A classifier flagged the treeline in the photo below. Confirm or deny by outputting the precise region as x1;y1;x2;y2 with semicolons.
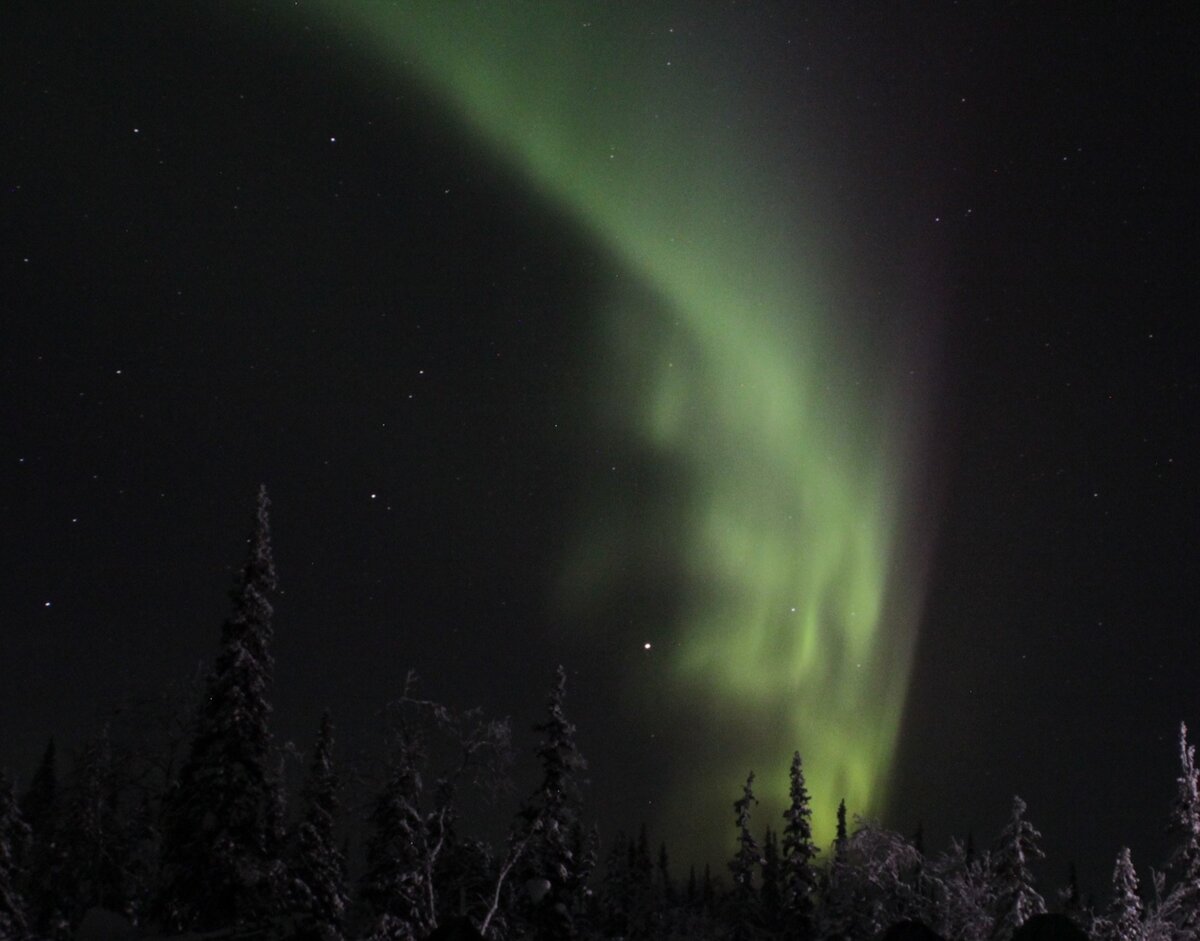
0;490;1197;941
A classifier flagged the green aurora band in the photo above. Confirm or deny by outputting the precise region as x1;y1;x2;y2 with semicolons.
313;5;930;854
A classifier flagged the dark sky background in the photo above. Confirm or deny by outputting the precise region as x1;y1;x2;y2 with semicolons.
2;2;1196;901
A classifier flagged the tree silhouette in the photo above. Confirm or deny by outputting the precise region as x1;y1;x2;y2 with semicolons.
156;486;285;931
781;751;820;940
289;712;348;941
520;664;591;935
729;772;763;941
362;729;430;941
0;772;30;941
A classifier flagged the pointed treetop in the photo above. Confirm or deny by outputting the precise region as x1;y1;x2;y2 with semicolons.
247;484;277;593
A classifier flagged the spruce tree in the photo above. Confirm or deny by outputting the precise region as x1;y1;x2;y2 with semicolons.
991;796;1045;941
19;740;65;937
821;799;854;941
655;840;675;937
0;773;30;941
1168;722;1200;937
361;731;430;941
702;863;715;911
626;823;655;938
156;485;286;931
290;712;348;941
781;751;819;941
521;665;590;927
57;731;131;927
729;771;763;941
1096;848;1141;941
598;831;630;938
18;742;56;847
760;827;782;933
657;840;674;906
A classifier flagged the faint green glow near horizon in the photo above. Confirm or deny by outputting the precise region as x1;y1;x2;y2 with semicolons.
313;4;927;853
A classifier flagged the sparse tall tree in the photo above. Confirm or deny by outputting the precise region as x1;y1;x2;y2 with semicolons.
991;796;1045;941
289;712;348;941
156;486;286;931
781;751;819;941
729;772;763;941
0;773;31;941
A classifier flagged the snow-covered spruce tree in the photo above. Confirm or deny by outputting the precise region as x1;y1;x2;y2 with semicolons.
18;740;65;938
728;772;763;941
361;731;430;941
17;741;56;851
1167;722;1200;939
519;665;591;933
0;772;31;941
289;712;348;941
991;796;1045;941
781;751;819;941
57;730;133;927
121;794;158;928
156;485;286;932
1095;848;1142;941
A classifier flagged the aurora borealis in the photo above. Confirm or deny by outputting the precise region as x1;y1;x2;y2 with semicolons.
314;4;930;854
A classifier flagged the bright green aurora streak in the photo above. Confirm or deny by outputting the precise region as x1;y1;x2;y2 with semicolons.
315;5;929;855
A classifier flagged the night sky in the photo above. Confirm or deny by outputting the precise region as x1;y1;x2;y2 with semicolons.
3;2;1196;900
